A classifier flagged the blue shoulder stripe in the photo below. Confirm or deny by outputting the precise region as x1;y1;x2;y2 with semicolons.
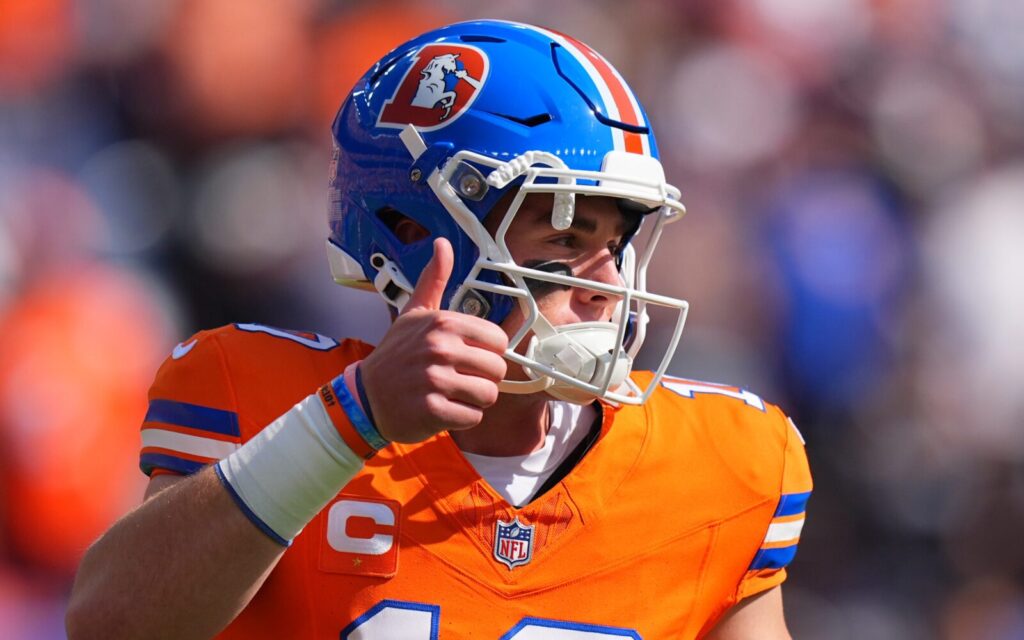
749;544;799;571
140;452;207;477
774;491;811;517
145;399;240;438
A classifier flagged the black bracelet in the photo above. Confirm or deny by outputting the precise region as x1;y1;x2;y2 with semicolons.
354;364;379;430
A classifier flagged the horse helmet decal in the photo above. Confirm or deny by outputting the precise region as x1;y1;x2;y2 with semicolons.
378;44;489;131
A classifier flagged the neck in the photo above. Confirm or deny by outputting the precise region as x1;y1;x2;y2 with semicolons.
450;392;550;456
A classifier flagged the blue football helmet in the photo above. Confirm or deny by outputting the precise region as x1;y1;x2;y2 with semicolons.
328;20;689;405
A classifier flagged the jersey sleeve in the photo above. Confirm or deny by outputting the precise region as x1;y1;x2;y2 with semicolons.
736;415;813;600
139;330;242;477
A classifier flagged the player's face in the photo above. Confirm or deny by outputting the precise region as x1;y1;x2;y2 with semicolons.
489;193;634;331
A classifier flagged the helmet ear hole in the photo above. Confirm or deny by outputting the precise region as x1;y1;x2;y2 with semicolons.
376;207;430;245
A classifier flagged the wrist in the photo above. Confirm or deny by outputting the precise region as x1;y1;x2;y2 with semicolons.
320;363;389;457
215;388;368;545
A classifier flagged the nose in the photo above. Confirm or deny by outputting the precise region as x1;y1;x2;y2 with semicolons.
572;250;624;320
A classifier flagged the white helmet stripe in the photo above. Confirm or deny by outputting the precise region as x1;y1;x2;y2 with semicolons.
526;24;650;156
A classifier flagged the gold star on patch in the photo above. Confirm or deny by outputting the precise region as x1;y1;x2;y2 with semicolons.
352;557;362;567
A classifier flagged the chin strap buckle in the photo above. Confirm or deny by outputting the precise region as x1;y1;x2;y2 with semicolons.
370;252;414;312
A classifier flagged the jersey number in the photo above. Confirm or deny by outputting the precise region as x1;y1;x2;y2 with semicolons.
341;600;640;639
234;323;339;351
661;376;765;411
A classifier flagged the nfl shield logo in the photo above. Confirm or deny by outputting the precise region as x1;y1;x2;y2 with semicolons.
493;517;534;570
377;43;489;132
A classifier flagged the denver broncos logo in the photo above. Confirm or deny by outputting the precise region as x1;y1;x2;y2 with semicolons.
377;44;488;131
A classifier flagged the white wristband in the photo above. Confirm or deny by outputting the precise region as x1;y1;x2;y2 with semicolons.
215;392;365;545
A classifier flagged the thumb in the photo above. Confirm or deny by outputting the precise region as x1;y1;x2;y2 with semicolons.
403;237;454;313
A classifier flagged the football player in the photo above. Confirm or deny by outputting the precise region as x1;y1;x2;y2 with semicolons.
67;20;811;639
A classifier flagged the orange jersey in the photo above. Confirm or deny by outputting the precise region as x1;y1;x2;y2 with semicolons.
140;323;812;639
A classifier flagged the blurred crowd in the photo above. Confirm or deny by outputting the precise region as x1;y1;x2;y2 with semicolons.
2;0;1023;637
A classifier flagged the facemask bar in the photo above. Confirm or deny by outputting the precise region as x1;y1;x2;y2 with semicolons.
398;125;689;405
463;263;689;403
463;201;688;404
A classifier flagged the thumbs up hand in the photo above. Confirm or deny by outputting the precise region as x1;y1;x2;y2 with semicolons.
402;237;456;313
358;238;509;443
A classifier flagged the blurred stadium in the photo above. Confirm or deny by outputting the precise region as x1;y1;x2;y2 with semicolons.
2;0;1023;637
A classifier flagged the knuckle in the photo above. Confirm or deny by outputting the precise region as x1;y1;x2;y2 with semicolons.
423;364;450;390
423;392;448;417
423;334;452;360
433;311;460;332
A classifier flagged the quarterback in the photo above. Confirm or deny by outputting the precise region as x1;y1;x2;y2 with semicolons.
67;20;811;639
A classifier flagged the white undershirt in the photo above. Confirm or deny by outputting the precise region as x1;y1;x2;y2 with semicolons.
460;401;599;507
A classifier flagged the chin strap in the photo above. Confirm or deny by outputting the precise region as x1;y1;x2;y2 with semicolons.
499;317;634;404
497;376;554;394
498;310;557;395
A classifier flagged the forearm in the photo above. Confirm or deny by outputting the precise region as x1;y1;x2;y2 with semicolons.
66;467;286;640
68;385;375;639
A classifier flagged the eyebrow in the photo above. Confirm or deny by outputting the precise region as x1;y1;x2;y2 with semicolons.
569;211;632;237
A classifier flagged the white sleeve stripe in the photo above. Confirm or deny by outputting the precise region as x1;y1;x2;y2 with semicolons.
764;518;805;544
787;417;806;445
141;428;240;460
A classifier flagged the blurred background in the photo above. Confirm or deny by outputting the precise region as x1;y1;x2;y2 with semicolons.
1;0;1022;637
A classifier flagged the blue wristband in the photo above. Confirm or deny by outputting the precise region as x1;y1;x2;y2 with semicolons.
331;375;389;451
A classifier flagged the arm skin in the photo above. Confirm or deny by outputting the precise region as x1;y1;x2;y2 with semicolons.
66;240;506;640
705;585;792;640
65;468;286;640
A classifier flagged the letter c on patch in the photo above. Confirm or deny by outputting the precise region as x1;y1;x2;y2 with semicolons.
326;500;395;555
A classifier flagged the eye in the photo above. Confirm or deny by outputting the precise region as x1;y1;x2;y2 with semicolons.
610;239;627;268
549;234;577;248
608;238;628;256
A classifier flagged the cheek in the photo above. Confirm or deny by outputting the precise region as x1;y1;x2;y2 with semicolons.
519;281;574;324
499;305;524;340
535;289;573;319
497;290;573;347
496;307;532;369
